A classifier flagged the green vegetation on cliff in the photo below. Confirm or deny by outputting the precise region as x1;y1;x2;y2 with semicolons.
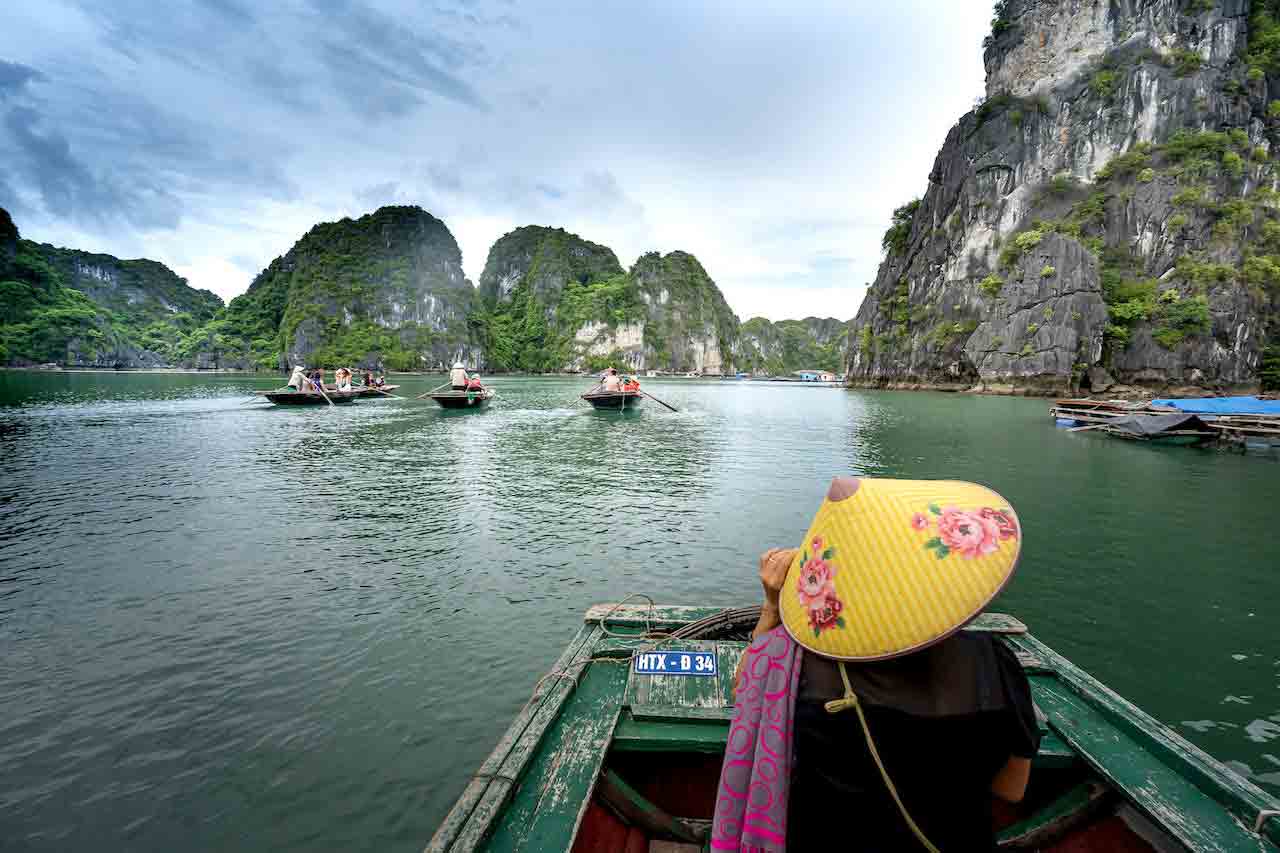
189;206;475;369
470;227;634;372
0;208;222;366
736;317;849;374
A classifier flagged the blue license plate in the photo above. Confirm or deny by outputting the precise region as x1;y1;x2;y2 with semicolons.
632;650;718;676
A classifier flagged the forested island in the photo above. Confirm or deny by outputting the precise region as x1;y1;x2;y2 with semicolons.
0;206;847;375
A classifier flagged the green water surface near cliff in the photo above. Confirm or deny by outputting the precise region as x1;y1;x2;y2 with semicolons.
0;373;1277;852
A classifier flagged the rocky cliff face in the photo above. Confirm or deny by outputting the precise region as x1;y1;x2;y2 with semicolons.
0;207;224;368
206;206;478;370
847;0;1280;395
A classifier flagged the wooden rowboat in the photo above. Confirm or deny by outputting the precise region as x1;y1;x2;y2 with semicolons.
429;604;1280;852
430;388;495;409
581;390;643;410
256;389;360;405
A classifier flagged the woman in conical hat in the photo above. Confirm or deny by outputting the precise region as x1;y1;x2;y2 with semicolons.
712;477;1038;853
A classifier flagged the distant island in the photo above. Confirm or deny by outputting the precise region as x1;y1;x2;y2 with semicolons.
0;206;848;376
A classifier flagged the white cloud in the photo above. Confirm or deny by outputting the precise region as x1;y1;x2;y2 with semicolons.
0;0;994;320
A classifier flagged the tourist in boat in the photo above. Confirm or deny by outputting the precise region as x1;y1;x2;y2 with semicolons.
465;373;484;391
363;370;375;388
714;477;1037;852
334;368;352;392
374;374;386;388
621;374;640;392
308;368;324;392
450;361;468;390
288;364;306;392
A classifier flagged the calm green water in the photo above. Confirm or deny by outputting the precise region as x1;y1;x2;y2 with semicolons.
1;372;1277;851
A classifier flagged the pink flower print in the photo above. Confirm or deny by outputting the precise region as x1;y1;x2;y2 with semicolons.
935;507;1000;559
807;594;844;633
911;512;931;532
795;557;835;606
980;507;1019;541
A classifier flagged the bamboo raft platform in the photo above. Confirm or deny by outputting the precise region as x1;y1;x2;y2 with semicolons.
1051;398;1280;449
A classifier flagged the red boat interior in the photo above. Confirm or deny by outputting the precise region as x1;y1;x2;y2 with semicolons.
571;750;1174;852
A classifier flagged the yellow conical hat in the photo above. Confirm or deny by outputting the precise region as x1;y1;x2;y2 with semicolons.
779;477;1021;661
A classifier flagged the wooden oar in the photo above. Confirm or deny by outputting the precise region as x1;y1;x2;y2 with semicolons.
640;389;679;413
360;384;403;399
416;381;451;400
311;380;335;407
1068;423;1105;432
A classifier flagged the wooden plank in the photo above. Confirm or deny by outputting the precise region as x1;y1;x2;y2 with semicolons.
587;604;1025;634
970;612;1027;633
1034;730;1081;769
428;624;601;852
479;663;629;852
611;714;730;754
1016;644;1280;851
1030;678;1273;851
583;603;731;629
630;705;735;722
996;782;1110;848
622;641;744;721
1012;633;1280;847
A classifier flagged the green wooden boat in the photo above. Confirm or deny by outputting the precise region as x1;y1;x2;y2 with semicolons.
429;605;1280;852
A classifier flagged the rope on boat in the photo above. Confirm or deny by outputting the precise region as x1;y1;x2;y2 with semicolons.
524;594;681;706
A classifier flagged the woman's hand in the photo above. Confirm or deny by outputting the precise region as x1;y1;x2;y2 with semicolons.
758;547;796;611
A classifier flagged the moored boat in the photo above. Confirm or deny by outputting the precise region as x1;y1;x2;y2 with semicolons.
429;604;1280;852
256;389;361;405
429;388;496;409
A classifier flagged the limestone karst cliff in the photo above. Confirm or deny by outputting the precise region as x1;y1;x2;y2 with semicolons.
195;206;478;370
471;227;742;373
847;0;1280;394
0;207;222;367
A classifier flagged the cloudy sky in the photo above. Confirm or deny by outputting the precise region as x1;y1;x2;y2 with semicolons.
0;0;992;321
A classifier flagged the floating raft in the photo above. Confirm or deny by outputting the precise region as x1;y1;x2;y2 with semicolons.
1051;397;1280;449
429;388;495;409
429;604;1280;853
256;389;360;405
581;390;643;410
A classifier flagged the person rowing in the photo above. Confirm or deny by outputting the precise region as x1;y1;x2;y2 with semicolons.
450;361;468;390
601;367;621;392
288;364;307;392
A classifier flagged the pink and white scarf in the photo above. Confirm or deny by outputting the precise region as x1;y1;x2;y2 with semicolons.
711;626;803;852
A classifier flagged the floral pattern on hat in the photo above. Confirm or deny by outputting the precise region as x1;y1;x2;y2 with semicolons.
795;536;845;636
912;503;1019;559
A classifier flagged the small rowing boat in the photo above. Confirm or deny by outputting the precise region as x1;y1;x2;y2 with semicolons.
429;604;1280;852
581;389;643;410
429;388;495;409
256;389;361;405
